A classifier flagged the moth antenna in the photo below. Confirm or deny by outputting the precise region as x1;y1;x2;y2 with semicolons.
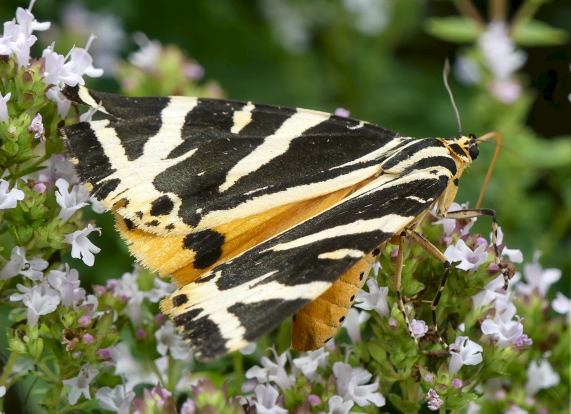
443;59;462;136
476;131;503;208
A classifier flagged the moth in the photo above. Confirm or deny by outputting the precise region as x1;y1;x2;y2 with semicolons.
61;85;502;360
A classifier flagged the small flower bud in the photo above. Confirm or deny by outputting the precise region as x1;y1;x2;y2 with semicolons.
78;315;92;327
82;333;94;344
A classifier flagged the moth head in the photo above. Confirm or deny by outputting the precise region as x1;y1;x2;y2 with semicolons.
443;135;479;164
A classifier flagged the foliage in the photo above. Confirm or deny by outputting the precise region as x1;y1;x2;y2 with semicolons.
0;1;569;413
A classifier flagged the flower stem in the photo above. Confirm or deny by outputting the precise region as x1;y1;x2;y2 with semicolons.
0;351;18;386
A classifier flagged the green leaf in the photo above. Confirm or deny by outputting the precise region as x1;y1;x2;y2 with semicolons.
425;17;481;43
512;20;568;46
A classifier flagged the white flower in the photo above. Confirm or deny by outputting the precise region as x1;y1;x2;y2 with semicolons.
62;364;98;404
146;278;176;303
15;5;51;34
0;246;48;280
95;385;135;414
426;388;443;411
89;196;106;214
332;362;385;407
479;22;526;80
0;4;49;67
516;252;561;297
0;20;36;67
47;265;85;307
245;349;294;390
448;336;483;374
0;179;24;209
491;79;523;104
129;32;162;71
410;319;428;339
28;113;45;140
111;343;158;391
240;342;257;355
444;239;488;271
155;320;192;361
42;45;103;87
0;91;11;122
355;279;389;317
342;308;370;343
493;226;523;263
10;282;61;326
45;88;71;117
326;395;354;414
472;274;510;308
252;384;287;414
55;178;90;222
334;107;350;118
342;0;390;36
38;154;78;187
114;270;146;324
65;224;101;266
61;3;126;75
292;348;329;382
552;292;571;323
505;405;528;414
481;300;523;347
524;359;560;395
0;385;6;398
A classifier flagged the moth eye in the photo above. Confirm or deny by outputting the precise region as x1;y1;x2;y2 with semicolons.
469;145;479;160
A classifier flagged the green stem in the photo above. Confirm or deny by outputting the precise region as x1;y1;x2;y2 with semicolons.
511;0;546;29
232;351;244;391
452;0;485;26
37;361;60;384
151;358;166;387
0;352;18;386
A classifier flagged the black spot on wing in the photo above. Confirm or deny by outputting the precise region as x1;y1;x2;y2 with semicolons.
150;195;174;216
62;122;116;188
123;218;135;231
183;230;225;269
173;308;227;359
172;294;188;307
228;298;309;342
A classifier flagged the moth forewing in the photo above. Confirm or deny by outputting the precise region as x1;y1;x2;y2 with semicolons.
62;84;494;359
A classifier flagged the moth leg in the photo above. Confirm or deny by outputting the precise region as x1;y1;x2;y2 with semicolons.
407;230;450;346
393;234;417;344
441;208;511;289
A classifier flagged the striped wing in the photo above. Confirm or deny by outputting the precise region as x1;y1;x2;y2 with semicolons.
62;86;402;237
161;156;456;359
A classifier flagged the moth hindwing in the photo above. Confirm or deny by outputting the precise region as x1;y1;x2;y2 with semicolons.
61;85;480;359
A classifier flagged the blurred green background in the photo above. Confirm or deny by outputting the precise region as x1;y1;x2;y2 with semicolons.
1;0;569;288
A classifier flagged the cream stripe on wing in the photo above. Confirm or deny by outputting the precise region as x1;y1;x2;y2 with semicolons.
267;213;412;252
218;110;329;192
142;96;199;161
230;101;255;134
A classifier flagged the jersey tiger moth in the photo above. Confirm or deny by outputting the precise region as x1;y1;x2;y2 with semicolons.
60;85;505;360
